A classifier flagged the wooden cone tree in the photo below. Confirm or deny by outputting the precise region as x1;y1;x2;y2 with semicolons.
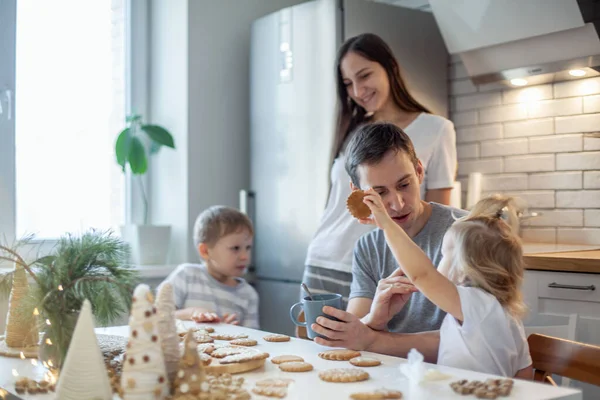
173;329;205;398
4;263;38;348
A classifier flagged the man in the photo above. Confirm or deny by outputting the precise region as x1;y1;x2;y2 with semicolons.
311;122;467;362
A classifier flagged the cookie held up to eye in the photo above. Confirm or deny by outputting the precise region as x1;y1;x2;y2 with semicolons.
347;190;371;220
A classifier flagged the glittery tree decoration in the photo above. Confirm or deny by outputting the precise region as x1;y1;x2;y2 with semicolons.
121;284;169;400
156;283;180;384
4;262;39;350
173;330;205;398
55;300;112;400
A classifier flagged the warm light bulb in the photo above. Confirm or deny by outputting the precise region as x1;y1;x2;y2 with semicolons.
47;360;54;367
569;69;586;77
45;338;52;345
45;319;51;326
19;352;25;360
33;308;39;316
510;78;528;86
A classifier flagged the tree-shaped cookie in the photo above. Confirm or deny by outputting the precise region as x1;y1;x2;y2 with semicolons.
55;299;112;400
0;262;39;357
121;284;169;399
173;330;205;398
156;283;179;383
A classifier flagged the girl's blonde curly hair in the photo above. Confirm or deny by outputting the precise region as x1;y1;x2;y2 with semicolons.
448;195;526;318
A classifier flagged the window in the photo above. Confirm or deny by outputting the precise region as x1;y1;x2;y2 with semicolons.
4;0;127;240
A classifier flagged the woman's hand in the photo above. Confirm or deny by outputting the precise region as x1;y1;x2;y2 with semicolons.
358;189;395;231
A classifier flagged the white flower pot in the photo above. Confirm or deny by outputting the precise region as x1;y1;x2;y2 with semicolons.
120;225;171;265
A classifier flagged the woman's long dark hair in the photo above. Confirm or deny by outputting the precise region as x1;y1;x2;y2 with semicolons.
331;33;431;164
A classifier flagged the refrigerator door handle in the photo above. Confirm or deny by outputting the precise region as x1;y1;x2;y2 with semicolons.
239;189;256;216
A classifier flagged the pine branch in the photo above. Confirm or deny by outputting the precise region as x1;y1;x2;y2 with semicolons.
0;270;13;299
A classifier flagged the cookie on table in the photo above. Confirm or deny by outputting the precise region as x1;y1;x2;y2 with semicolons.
263;334;290;342
271;355;304;364
211;346;251;359
278;361;314;372
350;389;403;399
318;349;361;361
318;368;369;383
230;338;257;347
209;332;248;341
219;351;269;365
255;378;295;387
349;356;381;367
252;386;287;398
346;190;371;219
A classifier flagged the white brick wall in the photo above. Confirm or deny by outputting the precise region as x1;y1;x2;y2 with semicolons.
585;210;600;227
450;62;600;244
529;172;582;190
529;134;582;154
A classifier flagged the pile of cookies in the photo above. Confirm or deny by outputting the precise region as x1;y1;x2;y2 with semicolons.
450;378;514;399
13;377;55;395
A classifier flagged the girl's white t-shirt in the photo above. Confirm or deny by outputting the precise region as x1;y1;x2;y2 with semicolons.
305;113;457;272
438;286;532;377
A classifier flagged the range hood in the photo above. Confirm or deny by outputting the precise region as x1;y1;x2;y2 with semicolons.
429;0;600;86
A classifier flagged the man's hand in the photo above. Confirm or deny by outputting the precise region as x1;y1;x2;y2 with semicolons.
366;268;418;331
311;306;377;351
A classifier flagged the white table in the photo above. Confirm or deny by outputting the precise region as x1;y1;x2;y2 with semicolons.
0;322;582;399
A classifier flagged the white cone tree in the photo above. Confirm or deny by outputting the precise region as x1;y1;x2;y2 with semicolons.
55;299;112;400
121;284;169;399
156;283;179;383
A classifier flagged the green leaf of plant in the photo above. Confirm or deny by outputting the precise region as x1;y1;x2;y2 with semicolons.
149;141;162;155
141;125;175;148
128;137;148;174
115;128;132;171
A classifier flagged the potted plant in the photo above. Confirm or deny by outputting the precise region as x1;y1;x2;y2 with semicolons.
1;231;138;370
116;114;175;265
33;230;138;370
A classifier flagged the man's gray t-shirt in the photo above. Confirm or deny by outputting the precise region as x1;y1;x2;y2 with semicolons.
350;203;468;333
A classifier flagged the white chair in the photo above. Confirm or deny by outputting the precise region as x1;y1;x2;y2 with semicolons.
524;313;578;387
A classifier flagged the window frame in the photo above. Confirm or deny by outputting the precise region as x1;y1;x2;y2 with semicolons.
0;0;149;256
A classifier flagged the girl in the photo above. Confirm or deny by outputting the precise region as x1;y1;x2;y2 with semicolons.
303;33;457;308
360;192;533;378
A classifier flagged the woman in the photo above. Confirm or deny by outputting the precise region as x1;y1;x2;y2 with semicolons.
302;33;457;309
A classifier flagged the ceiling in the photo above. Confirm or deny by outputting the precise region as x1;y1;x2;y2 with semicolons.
370;0;432;12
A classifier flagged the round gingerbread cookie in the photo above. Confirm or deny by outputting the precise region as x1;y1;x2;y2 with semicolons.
319;368;369;383
350;389;403;399
230;339;257;347
271;355;304;364
263;334;290;342
346;190;371;219
349;356;381;367
318;349;361;361
278;361;314;372
252;386;287;398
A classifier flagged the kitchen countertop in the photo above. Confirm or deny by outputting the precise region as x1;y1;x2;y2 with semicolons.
523;243;600;273
0;322;581;400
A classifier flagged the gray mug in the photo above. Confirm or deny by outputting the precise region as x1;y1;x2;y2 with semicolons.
290;293;342;339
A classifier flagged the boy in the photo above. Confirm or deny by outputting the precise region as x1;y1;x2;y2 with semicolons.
158;206;259;329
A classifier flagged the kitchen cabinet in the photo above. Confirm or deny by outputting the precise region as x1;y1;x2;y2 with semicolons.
523;269;600;400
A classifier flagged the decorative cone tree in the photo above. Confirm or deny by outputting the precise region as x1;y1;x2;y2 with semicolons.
121;284;169;399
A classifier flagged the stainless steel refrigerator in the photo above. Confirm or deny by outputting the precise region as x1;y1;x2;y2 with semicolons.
246;0;448;335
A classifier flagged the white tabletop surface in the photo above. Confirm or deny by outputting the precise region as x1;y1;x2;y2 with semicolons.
0;322;582;400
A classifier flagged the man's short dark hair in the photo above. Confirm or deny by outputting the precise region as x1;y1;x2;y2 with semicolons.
344;122;420;187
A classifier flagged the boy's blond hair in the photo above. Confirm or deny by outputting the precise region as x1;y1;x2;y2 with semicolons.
193;206;253;249
449;195;526;318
